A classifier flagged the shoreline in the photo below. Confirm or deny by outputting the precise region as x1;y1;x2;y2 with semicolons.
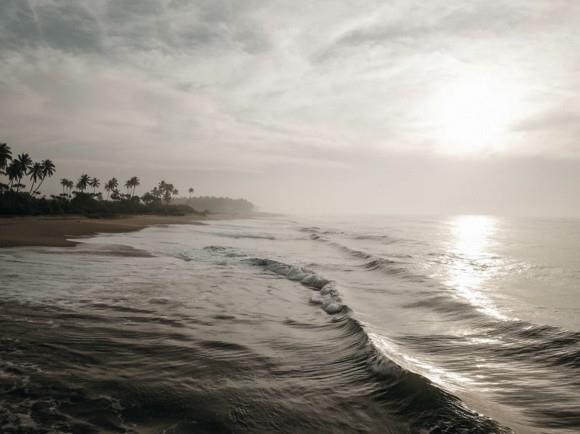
0;214;215;248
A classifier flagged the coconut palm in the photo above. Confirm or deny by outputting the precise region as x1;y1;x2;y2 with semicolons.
188;187;194;200
155;180;178;204
31;159;56;194
0;143;12;175
60;178;74;197
60;178;70;195
127;176;140;198
104;178;119;200
7;153;32;192
124;179;131;197
28;162;43;193
76;174;90;192
89;177;100;195
6;161;19;190
66;179;74;195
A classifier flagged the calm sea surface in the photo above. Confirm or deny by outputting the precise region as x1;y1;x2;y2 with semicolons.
1;215;579;433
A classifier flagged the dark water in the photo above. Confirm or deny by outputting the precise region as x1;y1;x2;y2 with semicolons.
0;215;579;433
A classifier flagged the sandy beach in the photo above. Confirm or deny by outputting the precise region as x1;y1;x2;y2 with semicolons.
0;214;207;248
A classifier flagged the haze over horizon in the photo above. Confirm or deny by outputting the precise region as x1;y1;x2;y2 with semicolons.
1;0;579;216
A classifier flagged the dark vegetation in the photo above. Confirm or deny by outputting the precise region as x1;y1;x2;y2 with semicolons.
173;197;255;214
0;143;254;217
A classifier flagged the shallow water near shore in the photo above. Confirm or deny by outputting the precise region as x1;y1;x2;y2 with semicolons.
1;215;579;433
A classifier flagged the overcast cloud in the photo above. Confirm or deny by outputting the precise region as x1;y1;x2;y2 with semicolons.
1;0;579;215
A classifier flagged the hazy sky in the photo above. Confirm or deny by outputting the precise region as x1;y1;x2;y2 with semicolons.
1;0;579;216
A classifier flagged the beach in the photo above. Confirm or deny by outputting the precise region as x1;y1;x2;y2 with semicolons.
0;214;206;248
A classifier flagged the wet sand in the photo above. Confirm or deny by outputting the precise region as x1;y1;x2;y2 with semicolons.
0;215;207;248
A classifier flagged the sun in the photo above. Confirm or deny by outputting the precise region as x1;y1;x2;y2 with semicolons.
431;72;520;155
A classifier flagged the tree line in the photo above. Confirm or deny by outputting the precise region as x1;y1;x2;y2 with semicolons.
0;142;205;216
173;196;255;214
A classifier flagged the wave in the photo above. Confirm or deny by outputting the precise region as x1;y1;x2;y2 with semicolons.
321;240;417;278
243;256;508;431
488;321;580;370
244;258;344;314
211;232;277;240
203;245;247;258
290;309;509;432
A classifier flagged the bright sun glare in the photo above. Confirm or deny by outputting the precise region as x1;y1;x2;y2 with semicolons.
433;73;520;155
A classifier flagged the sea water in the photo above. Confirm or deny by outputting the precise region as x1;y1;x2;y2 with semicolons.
0;215;579;433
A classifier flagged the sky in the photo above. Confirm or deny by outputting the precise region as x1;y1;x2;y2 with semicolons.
1;0;579;216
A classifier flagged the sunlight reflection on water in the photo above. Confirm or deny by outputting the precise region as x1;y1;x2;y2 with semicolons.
447;215;508;320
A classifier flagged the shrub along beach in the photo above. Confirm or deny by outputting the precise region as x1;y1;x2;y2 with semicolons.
0;142;255;247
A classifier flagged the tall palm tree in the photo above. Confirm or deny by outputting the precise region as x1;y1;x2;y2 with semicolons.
28;162;43;193
8;153;32;192
125;176;140;199
124;179;131;197
76;174;90;192
7;161;19;190
30;159;56;194
89;177;100;195
105;178;119;200
188;187;194;200
60;178;70;195
104;178;118;200
0;143;12;175
65;179;74;196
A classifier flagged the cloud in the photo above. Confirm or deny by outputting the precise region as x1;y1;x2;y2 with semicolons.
0;0;580;213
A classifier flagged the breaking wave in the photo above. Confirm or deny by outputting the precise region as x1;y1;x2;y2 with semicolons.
245;258;344;314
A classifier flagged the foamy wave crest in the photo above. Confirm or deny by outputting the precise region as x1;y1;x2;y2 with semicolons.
245;258;345;314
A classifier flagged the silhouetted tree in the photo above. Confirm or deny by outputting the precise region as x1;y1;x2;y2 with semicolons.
31;159;55;194
0;143;12;176
76;174;90;192
89;177;100;195
28;162;43;193
104;178;118;200
156;180;178;204
60;178;70;196
7;154;32;192
125;176;140;199
141;191;160;205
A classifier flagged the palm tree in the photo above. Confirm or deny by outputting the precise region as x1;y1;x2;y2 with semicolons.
28;162;43;193
8;153;32;192
89;177;100;195
188;187;194;200
0;143;12;175
128;176;140;198
60;178;74;197
76;174;90;192
60;178;70;195
31;159;55;194
104;178;119;200
66;179;74;195
7;161;19;190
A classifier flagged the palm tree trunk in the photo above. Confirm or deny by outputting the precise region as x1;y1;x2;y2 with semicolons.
33;178;45;195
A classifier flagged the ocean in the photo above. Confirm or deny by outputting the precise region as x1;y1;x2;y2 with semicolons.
0;215;579;433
